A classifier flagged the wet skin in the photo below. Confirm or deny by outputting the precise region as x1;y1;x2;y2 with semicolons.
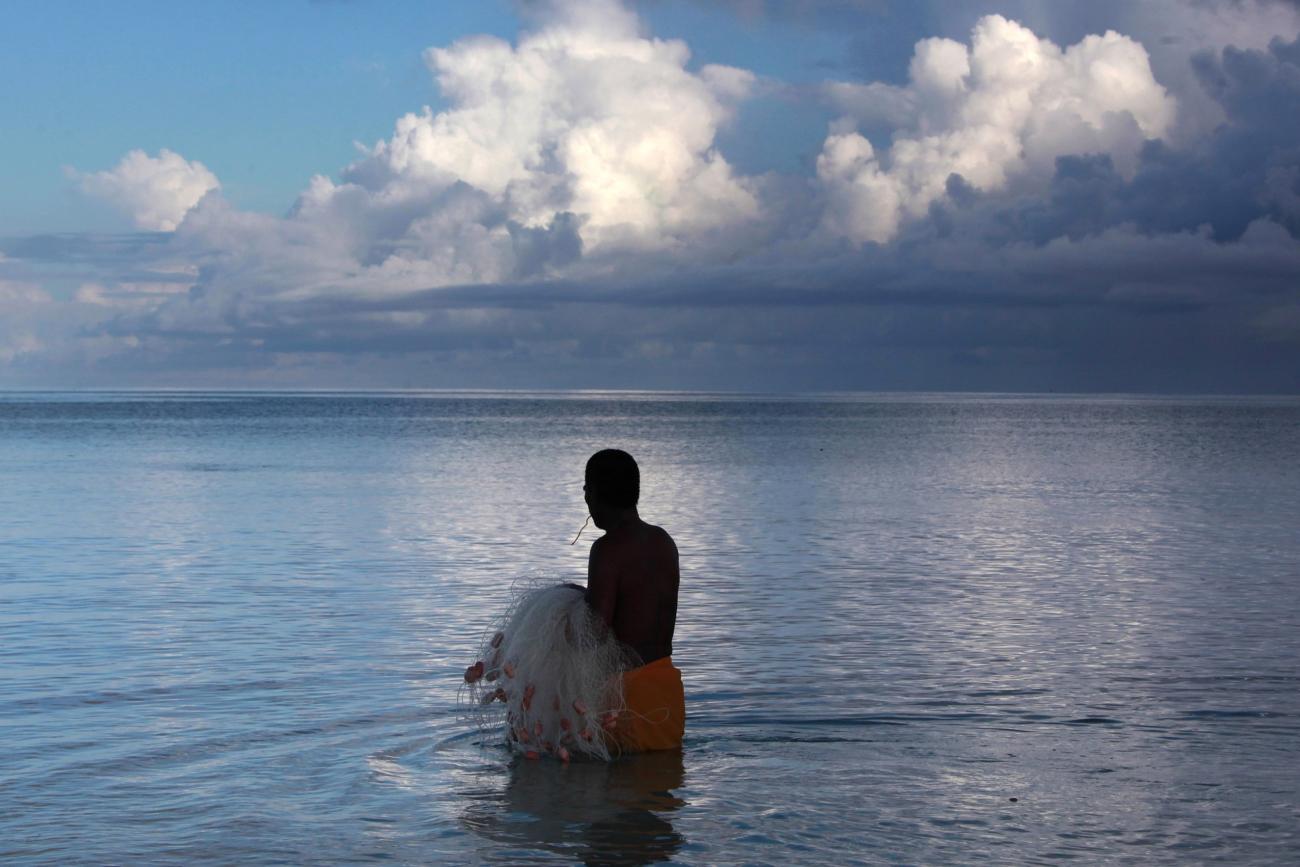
583;491;680;665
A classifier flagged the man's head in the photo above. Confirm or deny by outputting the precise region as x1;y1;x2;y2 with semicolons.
584;449;639;527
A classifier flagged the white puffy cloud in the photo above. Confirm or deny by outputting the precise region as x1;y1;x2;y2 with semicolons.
819;15;1176;243
99;0;767;346
312;0;758;259
76;149;220;231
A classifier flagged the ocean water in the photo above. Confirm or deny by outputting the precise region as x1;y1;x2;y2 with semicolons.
2;391;1299;865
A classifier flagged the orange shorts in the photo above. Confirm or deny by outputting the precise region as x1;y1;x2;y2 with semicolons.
617;656;685;752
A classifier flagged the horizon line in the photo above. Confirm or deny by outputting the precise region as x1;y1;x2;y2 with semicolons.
1;387;1298;399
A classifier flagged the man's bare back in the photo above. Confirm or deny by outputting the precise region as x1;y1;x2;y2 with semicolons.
579;449;680;664
586;518;679;663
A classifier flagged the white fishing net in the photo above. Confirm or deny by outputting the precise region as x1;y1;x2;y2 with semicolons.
461;581;639;762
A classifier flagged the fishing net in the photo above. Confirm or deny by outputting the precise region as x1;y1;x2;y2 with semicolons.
461;581;639;762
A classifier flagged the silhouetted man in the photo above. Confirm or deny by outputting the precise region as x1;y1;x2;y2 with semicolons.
582;449;684;751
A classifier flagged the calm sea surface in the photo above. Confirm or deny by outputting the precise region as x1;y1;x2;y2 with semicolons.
2;391;1299;865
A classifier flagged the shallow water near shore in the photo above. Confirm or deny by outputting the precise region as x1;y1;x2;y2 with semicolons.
2;391;1299;864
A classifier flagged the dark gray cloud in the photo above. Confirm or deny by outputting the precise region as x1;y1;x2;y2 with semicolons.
10;226;1296;393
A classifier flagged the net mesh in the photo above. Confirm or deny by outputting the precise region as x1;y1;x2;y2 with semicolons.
461;581;639;761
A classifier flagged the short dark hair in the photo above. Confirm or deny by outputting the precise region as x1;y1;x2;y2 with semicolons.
585;449;639;508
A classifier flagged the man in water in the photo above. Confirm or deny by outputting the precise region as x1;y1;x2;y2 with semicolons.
582;448;685;752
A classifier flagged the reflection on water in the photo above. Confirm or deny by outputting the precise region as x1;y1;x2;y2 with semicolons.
2;392;1299;863
460;750;686;866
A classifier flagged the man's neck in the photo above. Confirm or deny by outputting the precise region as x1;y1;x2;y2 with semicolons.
602;507;641;533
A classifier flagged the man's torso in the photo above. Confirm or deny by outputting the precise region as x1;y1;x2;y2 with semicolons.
587;521;679;664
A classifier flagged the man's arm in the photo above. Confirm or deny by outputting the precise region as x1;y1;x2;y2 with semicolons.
585;538;618;629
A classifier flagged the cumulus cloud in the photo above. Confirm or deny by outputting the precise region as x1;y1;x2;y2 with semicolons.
303;0;757;267
818;15;1176;244
9;0;1298;391
728;0;1300;142
75;149;220;231
90;0;767;348
944;32;1300;245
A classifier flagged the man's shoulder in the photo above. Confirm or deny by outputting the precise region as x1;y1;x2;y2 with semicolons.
594;522;675;557
648;523;677;551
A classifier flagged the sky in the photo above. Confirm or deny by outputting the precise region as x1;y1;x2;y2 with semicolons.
2;0;1299;392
